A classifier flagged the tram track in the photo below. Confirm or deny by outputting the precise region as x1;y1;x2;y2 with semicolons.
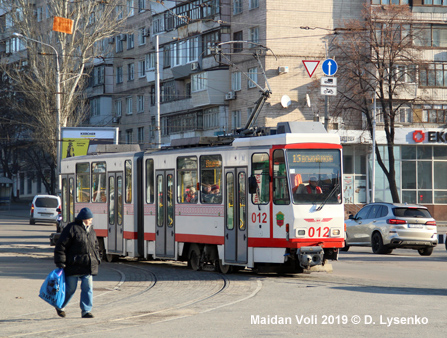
2;260;262;338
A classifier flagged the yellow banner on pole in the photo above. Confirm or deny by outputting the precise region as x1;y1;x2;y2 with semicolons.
53;17;73;34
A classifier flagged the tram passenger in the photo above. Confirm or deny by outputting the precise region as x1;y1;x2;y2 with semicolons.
305;176;323;194
201;184;213;203
185;186;197;203
211;185;222;203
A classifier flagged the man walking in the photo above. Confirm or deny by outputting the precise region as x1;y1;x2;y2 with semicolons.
54;207;101;318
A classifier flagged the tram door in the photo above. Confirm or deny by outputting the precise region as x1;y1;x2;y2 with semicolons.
108;172;124;253
61;175;75;227
224;167;248;264
155;170;175;258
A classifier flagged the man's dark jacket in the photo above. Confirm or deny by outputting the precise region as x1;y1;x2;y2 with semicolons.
54;219;101;276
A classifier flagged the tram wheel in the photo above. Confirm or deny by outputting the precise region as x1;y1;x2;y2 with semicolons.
189;244;201;271
218;259;232;274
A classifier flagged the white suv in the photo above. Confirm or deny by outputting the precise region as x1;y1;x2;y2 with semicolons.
30;195;61;225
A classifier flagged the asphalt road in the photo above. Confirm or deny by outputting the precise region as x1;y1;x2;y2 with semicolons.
1;205;446;337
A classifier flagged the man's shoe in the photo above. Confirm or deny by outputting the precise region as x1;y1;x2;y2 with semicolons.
82;312;94;318
56;309;66;318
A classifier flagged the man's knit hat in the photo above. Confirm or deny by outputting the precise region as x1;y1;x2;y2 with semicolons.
76;208;94;220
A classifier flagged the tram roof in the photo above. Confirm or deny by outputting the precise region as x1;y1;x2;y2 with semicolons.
232;132;341;148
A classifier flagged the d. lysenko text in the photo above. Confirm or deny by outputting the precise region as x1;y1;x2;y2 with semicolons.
250;315;429;326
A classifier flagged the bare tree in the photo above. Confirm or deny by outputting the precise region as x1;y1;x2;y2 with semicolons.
328;4;426;202
0;0;128;193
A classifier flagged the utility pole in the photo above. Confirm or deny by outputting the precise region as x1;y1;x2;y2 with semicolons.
155;35;161;149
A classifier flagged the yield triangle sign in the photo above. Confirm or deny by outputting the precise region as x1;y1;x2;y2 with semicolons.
302;60;320;78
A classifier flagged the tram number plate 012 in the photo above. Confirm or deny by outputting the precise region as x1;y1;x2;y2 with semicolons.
308;227;330;237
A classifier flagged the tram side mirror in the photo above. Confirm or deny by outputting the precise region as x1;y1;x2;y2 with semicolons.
248;176;257;194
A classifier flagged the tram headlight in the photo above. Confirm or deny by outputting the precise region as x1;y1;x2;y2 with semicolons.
331;229;341;236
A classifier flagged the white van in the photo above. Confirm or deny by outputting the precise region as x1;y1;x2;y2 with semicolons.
30;195;61;225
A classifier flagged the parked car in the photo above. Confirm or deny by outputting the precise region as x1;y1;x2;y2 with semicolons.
343;203;437;256
30;195;61;225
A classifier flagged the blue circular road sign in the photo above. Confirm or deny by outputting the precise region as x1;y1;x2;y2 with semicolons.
322;59;338;76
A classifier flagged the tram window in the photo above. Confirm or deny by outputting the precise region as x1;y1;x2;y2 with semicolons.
272;150;290;205
226;172;234;230
251;153;270;204
76;163;90;202
200;155;222;204
146;159;154;204
177;156;197;203
125;160;132;203
91;162;106;203
62;178;68;223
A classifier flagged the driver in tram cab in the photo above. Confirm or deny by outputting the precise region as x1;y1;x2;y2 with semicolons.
306;176;323;194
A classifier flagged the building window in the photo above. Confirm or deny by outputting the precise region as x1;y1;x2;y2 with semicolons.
153;16;164;34
414;24;447;47
187;37;199;63
203;107;219;130
192;72;207;92
417;104;447;123
116;5;124;20
233;0;243;14
146;52;156;70
116;36;123;52
127;0;134;16
165;12;175;31
138;127;144;144
172;41;184;66
127;34;134;49
93;66;105;86
161;80;176;103
37;7;43;22
138;95;144;112
116;66;123;84
231;72;241;91
90;98;100;116
249;0;259;9
138;0;145;12
233;31;243;53
127;63;134;81
420;63;447;87
138;27;147;45
138;60;146;78
202;31;219;56
126;129;133;144
248;67;258;88
163;45;171;68
376;105;412;123
249;27;259;48
115;100;122;117
232;110;241;130
372;0;409;4
126;97;133;115
392;64;416;84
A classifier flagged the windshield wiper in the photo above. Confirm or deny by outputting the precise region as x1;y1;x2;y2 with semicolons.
316;183;340;211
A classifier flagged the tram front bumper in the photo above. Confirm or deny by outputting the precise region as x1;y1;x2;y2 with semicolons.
297;246;324;269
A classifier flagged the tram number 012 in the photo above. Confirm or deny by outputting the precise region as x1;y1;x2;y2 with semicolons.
252;212;268;223
308;227;330;237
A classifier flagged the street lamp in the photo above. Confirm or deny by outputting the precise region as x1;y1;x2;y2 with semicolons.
13;33;61;193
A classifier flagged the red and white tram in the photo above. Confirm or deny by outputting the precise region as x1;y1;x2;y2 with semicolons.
58;122;344;273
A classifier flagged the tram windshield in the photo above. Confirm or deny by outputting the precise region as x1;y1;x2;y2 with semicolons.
286;149;342;205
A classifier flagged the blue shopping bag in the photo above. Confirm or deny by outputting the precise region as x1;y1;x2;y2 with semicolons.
39;268;66;308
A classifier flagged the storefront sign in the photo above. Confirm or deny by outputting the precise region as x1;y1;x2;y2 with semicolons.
413;130;447;143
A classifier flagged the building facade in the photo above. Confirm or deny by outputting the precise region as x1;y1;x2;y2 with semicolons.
2;0;447;222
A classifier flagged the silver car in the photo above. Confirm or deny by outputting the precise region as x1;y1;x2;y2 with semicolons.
343;203;437;256
30;195;61;225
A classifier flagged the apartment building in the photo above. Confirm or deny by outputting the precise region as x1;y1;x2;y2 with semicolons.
3;1;447;221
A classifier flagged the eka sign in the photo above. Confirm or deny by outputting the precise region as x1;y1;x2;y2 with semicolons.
413;130;447;143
